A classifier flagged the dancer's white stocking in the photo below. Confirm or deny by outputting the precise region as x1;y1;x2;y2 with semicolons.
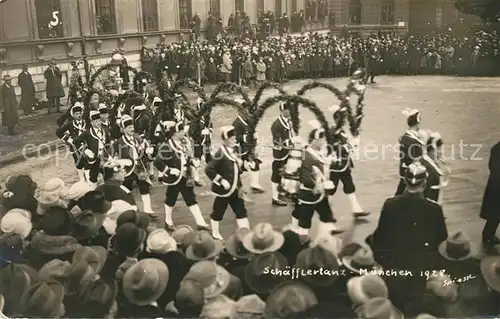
164;204;174;226
188;205;209;227
210;219;223;240
236;217;250;229
347;193;363;213
141;194;153;214
251;171;262;189
272;182;280;200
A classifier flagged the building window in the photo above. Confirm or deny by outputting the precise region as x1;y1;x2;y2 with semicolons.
349;0;361;24
35;0;63;38
380;0;394;24
179;0;192;29
95;0;116;34
142;0;158;31
291;0;297;13
210;0;221;17
257;0;265;14
275;0;282;17
235;0;244;13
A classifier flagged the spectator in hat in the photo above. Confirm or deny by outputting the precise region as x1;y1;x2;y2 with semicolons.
34;178;70;216
100;223;146;283
63;259;99;315
368;162;447;310
117;258;168;318
17;64;35;115
244;252;288;299
185;230;224;262
242;222;284;255
97;159;137;208
1;175;38;215
480;140;500;247
72;245;108;276
171;279;205;318
356;297;404;319
71;209;108;248
0;233;27;267
26;206;80;270
0;263;39;316
1;208;33;240
0;74;18;136
172;224;194;252
185;260;242;300
475;255;500;316
72;279;118;318
230;294;266;319
44;59;65;114
37;259;71;284
19;281;66;318
218;227;252;292
264;281;318;318
277;229;304;266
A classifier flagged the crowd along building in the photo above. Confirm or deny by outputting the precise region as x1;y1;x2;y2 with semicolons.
0;0;465;99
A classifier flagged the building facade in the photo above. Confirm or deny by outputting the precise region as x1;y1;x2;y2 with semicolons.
0;0;465;98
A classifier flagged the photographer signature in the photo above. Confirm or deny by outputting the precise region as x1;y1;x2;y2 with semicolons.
443;274;476;286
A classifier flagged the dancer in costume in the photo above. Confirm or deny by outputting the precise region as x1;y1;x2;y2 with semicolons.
73;110;111;188
154;121;210;231
191;97;213;187
232;107;264;193
421;132;449;205
55;102;88;183
271;102;298;206
329;114;370;218
205;126;253;240
290;123;344;237
112;115;155;213
395;109;425;195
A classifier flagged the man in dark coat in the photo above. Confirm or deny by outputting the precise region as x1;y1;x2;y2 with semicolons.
0;75;18;135
43;59;64;114
480;141;500;247
17;65;35;115
368;162;448;310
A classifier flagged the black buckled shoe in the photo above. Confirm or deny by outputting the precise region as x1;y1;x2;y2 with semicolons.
272;198;288;206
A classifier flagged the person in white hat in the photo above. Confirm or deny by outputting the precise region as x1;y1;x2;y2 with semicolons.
396;108;425;195
290;121;344;238
205;126;254;239
154;120;209;231
111;114;155;214
56;102;88;183
73;110;112;188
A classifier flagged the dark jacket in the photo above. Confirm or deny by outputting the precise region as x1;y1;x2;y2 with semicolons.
480;142;500;221
271;115;294;161
0;83;18;127
25;232;81;270
154;139;193;186
44;67;65;98
205;145;246;197
398;130;425;177
420;155;444;204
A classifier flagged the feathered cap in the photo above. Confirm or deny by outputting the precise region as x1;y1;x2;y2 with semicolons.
121;115;134;129
308;120;325;142
89;110;100;121
220;126;236;140
279;101;291;112
70;102;83;117
153;97;162;106
405;162;428;186
132;103;147;111
402;108;421;127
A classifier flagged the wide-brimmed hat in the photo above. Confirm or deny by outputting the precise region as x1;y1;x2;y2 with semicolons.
114;222;147;256
346;275;388;306
72;245;108;274
0;208;33;239
175;279;205;313
78;279;117;317
200;294;236;318
481;256;500;292
116;210;150;230
72;209;105;240
438;231;478;261
342;244;383;274
311;235;343;257
426;273;458;302
122;258;169;306
264;281;318;318
2;175;38;212
39;206;74;236
226;227;252;259
242;222;284;254
38;259;71;283
244;252;288;294
67;181;93;201
185;230;224;261
19;281;65;318
146;229;177;254
34;178;68;206
358;297;404;319
65;260;98;296
77;190;112;215
0;263;39;316
416;314;437;319
172;224;194;245
295;244;341;287
230;294;265;319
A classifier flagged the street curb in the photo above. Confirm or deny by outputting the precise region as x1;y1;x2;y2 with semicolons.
1;139;64;168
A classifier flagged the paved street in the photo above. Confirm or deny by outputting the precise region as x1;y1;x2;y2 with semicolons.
1;76;499;246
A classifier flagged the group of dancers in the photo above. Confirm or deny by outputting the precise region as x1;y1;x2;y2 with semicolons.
55;67;449;240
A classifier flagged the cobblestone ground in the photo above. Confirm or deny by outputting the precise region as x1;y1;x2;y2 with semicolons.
2;76;499;245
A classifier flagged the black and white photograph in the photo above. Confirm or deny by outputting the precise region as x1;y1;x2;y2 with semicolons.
0;0;499;318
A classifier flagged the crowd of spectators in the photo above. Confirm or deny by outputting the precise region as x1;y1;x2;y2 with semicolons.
1;165;500;318
140;28;499;87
